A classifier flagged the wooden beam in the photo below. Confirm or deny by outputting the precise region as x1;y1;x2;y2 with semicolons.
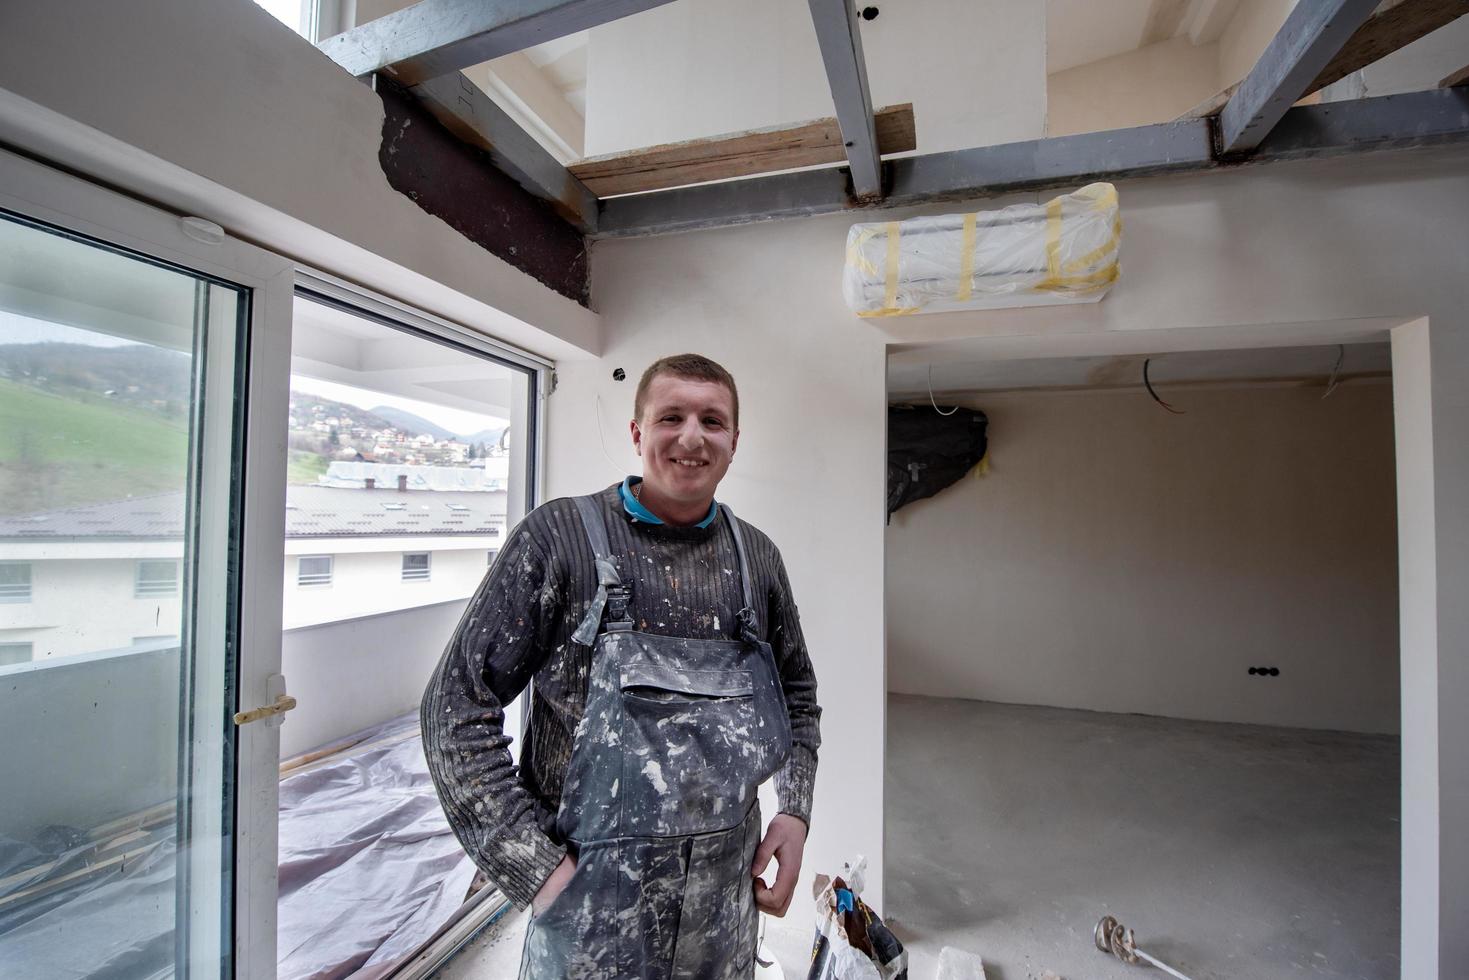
569;104;916;197
807;0;883;200
316;0;677;86
1219;0;1379;154
595;88;1469;238
1443;63;1469;86
1307;0;1469;94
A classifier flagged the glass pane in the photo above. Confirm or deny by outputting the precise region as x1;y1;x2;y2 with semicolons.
0;212;246;978
275;294;535;980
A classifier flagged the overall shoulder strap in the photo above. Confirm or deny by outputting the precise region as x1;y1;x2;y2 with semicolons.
571;494;632;645
719;504;761;644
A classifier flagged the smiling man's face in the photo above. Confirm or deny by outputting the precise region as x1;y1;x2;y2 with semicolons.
631;373;739;516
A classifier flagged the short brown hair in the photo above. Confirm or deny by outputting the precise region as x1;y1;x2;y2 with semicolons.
634;353;740;427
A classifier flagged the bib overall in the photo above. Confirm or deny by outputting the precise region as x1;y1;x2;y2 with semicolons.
518;495;793;980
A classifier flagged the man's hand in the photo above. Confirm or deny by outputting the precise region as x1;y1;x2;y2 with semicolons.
531;854;576;915
751;813;807;917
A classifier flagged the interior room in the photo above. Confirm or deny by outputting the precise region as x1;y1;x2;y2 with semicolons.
883;343;1401;978
1;1;1467;978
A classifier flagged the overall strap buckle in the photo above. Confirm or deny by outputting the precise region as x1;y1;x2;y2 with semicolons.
605;582;634;631
571;494;635;645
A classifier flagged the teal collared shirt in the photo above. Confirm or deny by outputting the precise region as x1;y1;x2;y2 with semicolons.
621;476;718;529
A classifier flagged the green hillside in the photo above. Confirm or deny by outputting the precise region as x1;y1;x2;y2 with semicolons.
0;378;189;516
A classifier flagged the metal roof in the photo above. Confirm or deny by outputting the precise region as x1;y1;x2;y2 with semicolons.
0;487;507;540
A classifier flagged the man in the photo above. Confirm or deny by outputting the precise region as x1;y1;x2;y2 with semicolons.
422;353;822;978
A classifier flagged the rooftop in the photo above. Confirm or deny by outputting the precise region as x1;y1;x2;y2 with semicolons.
0;486;508;541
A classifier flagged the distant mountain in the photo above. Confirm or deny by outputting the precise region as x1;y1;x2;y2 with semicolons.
289;393;400;433
0;342;192;421
462;426;507;449
370;406;505;447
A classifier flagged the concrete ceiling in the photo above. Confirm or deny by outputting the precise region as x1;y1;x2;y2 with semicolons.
1047;0;1242;74
524;32;589;116
890;343;1392;397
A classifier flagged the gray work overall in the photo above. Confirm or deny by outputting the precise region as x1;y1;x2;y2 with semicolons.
518;495;793;980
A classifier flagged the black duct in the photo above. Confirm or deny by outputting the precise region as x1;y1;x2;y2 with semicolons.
887;404;988;517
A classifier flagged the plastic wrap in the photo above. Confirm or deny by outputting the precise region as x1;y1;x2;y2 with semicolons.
842;182;1120;316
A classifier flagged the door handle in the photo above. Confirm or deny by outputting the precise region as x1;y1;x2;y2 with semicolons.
234;693;298;726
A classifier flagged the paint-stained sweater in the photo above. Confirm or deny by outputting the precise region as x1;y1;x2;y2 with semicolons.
421;484;822;909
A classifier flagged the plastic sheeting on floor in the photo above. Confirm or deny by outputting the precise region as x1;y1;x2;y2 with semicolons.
0;714;484;980
277;715;479;980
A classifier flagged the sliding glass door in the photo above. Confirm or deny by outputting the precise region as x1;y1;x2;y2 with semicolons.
0;149;293;979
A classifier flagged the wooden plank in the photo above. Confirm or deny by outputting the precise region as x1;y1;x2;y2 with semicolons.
1442;63;1469;86
1219;0;1379;154
569;104;916;197
1307;0;1469;94
316;0;678;86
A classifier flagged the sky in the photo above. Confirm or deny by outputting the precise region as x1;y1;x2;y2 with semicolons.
0;310;134;347
289;375;509;437
0;309;509;436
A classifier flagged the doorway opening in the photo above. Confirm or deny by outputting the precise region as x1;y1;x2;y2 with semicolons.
882;337;1402;979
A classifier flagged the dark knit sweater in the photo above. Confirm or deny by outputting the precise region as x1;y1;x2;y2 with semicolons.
421;485;822;909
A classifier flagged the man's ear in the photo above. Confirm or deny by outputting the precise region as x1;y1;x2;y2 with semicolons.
630;418;644;456
730;428;740;458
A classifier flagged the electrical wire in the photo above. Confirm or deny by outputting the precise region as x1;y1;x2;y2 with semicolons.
1322;344;1345;399
927;364;959;416
1143;358;1186;414
593;393;631;475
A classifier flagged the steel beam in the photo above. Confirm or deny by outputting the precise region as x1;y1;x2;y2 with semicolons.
1218;0;1378;155
317;0;677;85
412;72;598;232
594;88;1469;238
807;0;883;200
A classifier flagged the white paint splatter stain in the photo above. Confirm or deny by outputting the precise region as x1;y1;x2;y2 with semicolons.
642;760;668;793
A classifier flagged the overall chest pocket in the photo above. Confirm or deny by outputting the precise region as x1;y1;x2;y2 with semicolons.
617;662;779;838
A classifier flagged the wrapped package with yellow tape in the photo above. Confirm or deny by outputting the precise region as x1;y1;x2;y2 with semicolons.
841;182;1120;317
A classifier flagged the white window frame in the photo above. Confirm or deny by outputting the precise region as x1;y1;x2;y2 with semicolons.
0;143;295;980
0;641;33;666
0;119;550;980
135;559;181;598
0;562;32;603
401;552;431;582
297;555;333;587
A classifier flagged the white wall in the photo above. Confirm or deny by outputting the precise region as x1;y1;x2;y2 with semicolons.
0;556;183;660
584;0;1046;156
279;599;485;758
1047;37;1223;136
281;540;496;629
1218;0;1298;86
886;381;1399;733
0;644;179;836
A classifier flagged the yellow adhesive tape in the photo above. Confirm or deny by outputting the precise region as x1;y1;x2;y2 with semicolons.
957;212;977;302
883;221;902;312
845;226;881;278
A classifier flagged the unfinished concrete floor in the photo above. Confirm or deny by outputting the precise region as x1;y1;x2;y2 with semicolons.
882;694;1400;980
440;694;1399;979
